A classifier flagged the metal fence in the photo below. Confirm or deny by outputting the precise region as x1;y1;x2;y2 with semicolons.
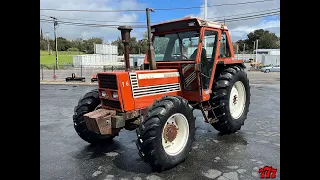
40;64;142;81
40;53;280;81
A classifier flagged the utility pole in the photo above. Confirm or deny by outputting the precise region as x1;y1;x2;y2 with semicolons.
204;0;207;50
45;32;50;54
146;8;156;70
253;41;255;60
242;43;246;61
236;44;239;54
255;40;259;63
204;0;207;20
50;16;59;70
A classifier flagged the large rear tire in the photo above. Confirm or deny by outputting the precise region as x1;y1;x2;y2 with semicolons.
73;89;115;144
210;65;250;134
136;96;195;171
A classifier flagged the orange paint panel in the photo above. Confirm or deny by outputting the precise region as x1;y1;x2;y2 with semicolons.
183;91;200;101
134;91;182;109
134;69;181;87
134;69;178;74
138;77;180;87
116;72;135;111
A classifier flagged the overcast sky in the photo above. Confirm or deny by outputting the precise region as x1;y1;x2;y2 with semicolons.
40;0;280;42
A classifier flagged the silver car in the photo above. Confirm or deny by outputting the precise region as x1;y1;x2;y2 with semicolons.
261;65;280;73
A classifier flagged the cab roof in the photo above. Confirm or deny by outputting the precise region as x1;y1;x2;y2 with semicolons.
151;16;228;33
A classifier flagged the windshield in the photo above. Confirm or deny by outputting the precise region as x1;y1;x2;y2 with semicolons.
153;30;201;61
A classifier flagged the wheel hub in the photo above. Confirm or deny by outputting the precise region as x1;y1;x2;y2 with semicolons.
233;95;238;105
164;123;178;142
229;81;246;119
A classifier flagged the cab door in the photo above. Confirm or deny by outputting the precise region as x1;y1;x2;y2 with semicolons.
196;28;219;101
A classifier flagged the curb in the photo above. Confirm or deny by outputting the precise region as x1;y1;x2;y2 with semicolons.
40;81;98;86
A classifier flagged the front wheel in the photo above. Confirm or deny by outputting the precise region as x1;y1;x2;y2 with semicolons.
210;66;251;134
136;96;195;171
265;69;270;73
73;89;115;144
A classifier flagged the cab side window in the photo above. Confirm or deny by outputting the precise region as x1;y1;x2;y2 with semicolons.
220;32;231;58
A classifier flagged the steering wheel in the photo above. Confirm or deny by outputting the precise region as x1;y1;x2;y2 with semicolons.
173;54;188;60
181;54;188;59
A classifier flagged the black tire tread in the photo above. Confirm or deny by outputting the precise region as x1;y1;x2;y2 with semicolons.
136;96;195;171
73;89;115;144
211;65;251;134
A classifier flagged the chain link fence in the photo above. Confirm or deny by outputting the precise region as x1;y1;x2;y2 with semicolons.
40;64;142;81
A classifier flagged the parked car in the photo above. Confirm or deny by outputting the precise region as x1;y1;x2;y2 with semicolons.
261;65;280;73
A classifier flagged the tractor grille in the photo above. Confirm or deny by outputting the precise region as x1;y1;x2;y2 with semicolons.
98;74;118;89
102;99;122;110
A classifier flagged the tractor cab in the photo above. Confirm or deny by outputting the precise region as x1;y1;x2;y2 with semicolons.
143;17;243;102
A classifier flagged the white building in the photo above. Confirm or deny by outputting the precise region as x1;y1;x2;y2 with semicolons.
254;49;280;55
254;49;280;66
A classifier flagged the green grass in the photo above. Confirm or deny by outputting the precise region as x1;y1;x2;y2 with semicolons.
40;50;85;66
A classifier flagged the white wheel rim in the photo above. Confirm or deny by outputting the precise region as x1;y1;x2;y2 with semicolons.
162;113;189;156
229;81;246;119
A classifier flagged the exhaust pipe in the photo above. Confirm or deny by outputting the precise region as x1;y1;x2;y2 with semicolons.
146;8;157;70
117;26;132;72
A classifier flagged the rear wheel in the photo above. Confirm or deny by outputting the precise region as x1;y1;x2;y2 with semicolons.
265;69;270;73
136;96;195;171
210;66;250;134
73;89;115;144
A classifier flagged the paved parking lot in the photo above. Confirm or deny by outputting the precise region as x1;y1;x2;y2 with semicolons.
40;72;280;180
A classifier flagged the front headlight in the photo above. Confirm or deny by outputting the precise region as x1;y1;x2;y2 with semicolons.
112;92;118;99
101;91;107;97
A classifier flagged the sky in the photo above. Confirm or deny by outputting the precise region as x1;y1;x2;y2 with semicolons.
40;0;280;42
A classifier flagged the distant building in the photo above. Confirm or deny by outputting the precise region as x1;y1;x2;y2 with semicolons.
253;49;280;65
254;49;280;55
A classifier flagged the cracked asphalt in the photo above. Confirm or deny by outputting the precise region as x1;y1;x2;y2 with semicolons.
40;72;280;180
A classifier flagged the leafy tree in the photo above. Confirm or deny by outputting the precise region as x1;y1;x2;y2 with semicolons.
57;37;71;51
112;37;124;55
112;32;148;55
83;37;103;54
40;39;47;50
239;29;279;50
71;38;85;52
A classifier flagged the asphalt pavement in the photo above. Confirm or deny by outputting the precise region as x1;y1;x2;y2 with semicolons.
40;74;280;180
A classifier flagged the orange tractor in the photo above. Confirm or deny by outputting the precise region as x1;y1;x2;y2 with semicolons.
73;17;250;171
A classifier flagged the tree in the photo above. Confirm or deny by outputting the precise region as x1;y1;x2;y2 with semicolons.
57;37;71;51
112;37;123;55
71;38;85;52
243;29;279;50
40;39;47;50
83;37;103;54
112;32;148;55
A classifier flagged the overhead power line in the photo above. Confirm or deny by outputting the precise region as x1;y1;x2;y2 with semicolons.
40;0;276;12
40;15;152;24
208;8;279;19
213;10;280;22
155;0;276;10
40;7;279;25
40;11;280;28
224;13;280;23
40;19;147;28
